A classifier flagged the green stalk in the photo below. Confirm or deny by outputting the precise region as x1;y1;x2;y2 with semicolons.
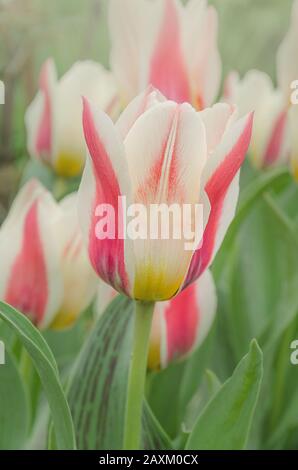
123;300;155;450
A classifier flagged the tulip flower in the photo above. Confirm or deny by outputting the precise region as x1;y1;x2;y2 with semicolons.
108;0;221;109
25;59;119;178
0;179;97;330
224;70;289;169
50;192;98;330
148;270;216;369
78;87;253;301
95;269;216;370
277;0;298;105
78;87;252;449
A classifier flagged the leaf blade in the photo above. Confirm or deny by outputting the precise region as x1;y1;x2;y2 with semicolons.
0;301;76;450
186;340;263;450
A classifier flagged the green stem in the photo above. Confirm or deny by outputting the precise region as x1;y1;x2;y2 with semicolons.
123;300;155;450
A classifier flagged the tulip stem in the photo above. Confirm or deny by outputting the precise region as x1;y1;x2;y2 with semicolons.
123;300;155;450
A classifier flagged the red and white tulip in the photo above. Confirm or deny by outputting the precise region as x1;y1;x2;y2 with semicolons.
276;1;298;180
25;59;119;178
148;269;216;369
224;70;289;169
277;0;298;105
78;88;253;301
0;180;97;329
50;192;98;329
108;0;221;109
95;269;216;369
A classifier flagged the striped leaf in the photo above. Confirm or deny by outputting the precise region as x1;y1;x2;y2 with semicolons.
67;295;172;450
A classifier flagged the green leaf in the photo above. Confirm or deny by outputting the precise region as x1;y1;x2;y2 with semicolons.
67;295;172;450
147;326;215;439
0;349;29;449
184;370;222;434
213;166;290;281
0;301;76;450
186;340;263;450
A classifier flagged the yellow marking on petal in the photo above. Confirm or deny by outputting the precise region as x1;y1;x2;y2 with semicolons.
148;341;161;370
291;158;298;182
50;310;78;331
134;263;183;302
54;152;84;178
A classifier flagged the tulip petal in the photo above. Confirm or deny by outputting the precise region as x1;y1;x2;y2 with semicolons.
263;110;289;167
116;86;166;140
224;70;289;169
124;101;207;300
109;0;158;102
148;269;217;369
277;0;298;103
0;180;62;329
78;99;134;295
25;58;56;162
50;193;98;330
54;61;119;177
183;0;221;108
149;0;191;103
184;111;253;286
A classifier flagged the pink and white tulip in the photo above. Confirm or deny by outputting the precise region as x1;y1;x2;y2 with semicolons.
108;0;221;109
78;88;253;302
148;269;216;369
276;0;298;180
95;269;216;369
50;192;98;329
277;0;298;105
25;59;119;178
0;180;97;329
224;70;289;169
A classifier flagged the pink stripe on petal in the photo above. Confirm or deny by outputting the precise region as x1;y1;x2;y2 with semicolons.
5;201;48;326
165;283;199;364
82;98;129;294
149;0;190;104
184;114;253;287
136;105;184;204
263;111;288;167
35;60;52;158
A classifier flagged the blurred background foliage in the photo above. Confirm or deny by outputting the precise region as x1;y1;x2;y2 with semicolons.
0;0;294;192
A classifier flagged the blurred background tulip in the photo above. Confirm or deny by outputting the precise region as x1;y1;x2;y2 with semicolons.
50;192;98;329
224;70;290;169
25;59;119;178
277;0;298;105
108;0;221;109
0;179;97;329
148;270;216;370
95;269;217;370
